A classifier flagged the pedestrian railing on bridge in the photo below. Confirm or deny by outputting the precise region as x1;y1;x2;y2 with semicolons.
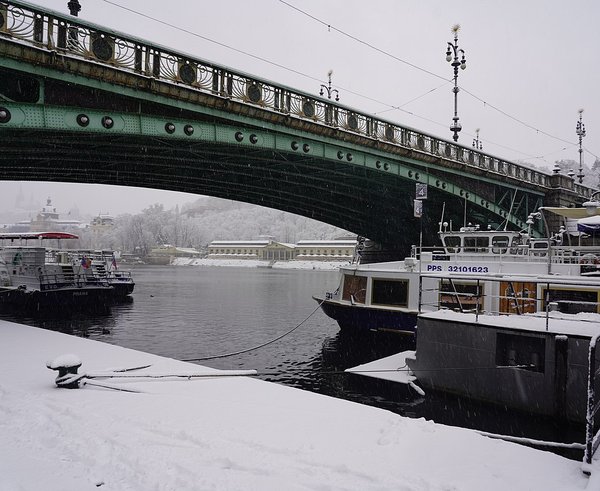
0;0;594;199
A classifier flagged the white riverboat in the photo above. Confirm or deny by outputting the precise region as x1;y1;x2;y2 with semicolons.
314;208;600;335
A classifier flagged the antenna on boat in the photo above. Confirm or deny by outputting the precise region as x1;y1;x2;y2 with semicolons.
498;190;518;231
439;202;446;233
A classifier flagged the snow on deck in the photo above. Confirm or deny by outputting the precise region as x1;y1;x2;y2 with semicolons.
0;320;595;490
421;310;600;338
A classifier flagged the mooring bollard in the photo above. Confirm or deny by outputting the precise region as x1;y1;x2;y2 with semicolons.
46;354;83;389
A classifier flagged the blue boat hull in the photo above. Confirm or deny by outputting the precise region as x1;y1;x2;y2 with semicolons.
314;296;417;335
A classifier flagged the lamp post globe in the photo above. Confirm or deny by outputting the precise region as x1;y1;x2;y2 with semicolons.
67;0;81;16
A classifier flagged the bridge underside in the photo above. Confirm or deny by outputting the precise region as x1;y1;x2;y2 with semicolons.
0;128;508;252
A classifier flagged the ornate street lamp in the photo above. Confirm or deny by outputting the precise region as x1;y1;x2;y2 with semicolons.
67;0;81;16
472;128;482;150
576;108;586;184
320;70;339;101
445;24;467;142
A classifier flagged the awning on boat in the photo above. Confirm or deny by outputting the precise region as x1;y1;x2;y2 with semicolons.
577;215;600;234
0;232;79;241
540;207;600;219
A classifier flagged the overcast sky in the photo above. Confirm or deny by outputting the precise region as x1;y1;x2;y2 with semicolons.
2;0;599;216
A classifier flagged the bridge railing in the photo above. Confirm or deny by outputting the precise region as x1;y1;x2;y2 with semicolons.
0;0;594;198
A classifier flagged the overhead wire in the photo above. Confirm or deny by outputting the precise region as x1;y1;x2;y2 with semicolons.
277;0;448;82
373;81;452;115
100;0;323;85
278;0;597;161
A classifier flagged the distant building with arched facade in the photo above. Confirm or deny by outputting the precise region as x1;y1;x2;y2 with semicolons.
207;237;356;261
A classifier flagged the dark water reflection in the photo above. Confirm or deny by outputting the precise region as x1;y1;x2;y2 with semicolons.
1;265;584;458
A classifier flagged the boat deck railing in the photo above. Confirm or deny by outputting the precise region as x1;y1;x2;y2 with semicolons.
44;250;132;283
38;271;110;290
412;244;600;265
417;273;600;322
106;271;134;281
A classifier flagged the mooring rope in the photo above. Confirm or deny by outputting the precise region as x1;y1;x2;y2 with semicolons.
181;299;325;362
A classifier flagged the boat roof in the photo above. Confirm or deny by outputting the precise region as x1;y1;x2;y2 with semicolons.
0;232;79;241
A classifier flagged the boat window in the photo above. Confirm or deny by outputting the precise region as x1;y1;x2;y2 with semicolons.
439;281;483;312
495;332;545;373
342;275;367;304
463;236;489;253
542;288;598;314
491;236;510;254
371;279;409;307
444;236;461;253
510;236;525;255
499;281;536;314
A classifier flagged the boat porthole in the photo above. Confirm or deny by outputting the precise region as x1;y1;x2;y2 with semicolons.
376;160;381;169
184;124;194;136
337;151;344;159
250;134;258;144
291;141;299;151
346;153;353;162
383;163;389;171
303;143;310;153
235;131;244;142
165;122;176;134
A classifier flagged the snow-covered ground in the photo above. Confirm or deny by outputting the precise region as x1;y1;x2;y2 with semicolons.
0;319;595;490
172;257;350;270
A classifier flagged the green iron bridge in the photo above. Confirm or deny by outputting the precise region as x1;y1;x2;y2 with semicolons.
0;0;595;251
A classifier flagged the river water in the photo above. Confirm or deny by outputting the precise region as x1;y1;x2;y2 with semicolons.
2;264;584;456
